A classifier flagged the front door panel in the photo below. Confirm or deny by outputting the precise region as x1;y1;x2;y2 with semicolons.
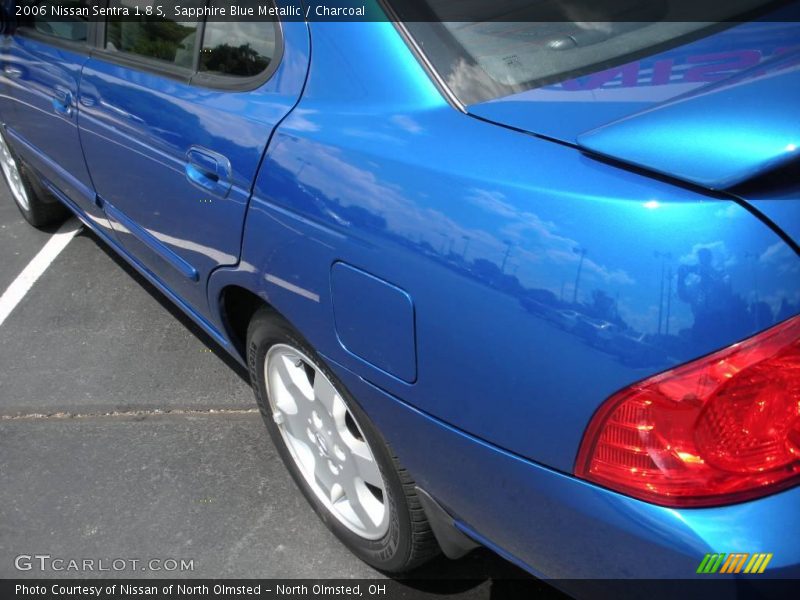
2;32;103;223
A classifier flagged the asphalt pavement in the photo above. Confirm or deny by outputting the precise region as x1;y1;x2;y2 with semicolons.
0;185;558;597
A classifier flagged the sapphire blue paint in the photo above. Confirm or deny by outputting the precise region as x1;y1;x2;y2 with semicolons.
1;2;799;583
229;20;800;475
470;17;800;145
577;49;800;189
76;17;309;313
2;34;106;225
330;262;417;383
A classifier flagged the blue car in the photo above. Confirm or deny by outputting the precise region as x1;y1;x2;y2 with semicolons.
1;0;799;592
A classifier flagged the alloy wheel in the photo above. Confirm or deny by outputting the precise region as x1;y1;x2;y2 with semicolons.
264;344;390;540
0;130;31;212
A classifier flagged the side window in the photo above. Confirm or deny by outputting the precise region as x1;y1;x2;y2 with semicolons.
16;0;88;43
105;0;204;70
101;0;280;85
199;15;278;79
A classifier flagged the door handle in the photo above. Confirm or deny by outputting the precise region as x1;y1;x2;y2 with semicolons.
185;147;232;197
52;88;73;116
3;65;22;79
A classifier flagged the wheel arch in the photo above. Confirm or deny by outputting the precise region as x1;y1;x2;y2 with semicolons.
214;277;321;367
218;284;275;361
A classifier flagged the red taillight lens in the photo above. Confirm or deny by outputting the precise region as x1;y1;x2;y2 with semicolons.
575;315;800;507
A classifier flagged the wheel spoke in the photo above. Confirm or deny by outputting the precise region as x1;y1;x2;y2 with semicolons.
293;393;315;426
351;442;383;488
330;483;345;504
313;372;338;414
269;360;317;443
275;404;308;441
343;478;376;529
289;436;320;487
275;355;314;403
313;456;336;494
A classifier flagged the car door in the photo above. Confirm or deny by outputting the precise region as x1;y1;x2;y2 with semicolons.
78;0;309;318
0;1;105;225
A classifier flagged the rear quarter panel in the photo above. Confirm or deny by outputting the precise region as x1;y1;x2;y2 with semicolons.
211;22;800;474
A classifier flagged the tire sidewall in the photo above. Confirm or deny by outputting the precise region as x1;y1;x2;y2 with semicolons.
247;310;412;572
0;131;67;227
0;134;34;219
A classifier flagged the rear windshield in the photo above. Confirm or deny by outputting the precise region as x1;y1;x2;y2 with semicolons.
393;0;776;105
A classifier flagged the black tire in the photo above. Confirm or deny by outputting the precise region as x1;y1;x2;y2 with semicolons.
0;129;70;228
246;307;440;573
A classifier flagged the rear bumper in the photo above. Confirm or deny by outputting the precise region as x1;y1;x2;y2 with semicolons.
327;357;800;588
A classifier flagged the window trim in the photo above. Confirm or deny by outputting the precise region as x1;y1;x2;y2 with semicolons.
14;18;93;53
92;16;196;83
381;10;464;112
190;19;284;91
12;0;96;50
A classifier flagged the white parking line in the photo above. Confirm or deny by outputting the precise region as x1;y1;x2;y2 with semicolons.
0;217;81;327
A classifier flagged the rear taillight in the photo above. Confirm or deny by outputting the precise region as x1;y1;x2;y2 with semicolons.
575;315;800;507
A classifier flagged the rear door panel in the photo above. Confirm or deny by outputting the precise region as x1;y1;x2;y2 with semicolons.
78;18;310;316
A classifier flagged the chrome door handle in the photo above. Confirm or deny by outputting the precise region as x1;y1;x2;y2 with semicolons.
3;65;22;79
52;88;73;116
185;147;232;197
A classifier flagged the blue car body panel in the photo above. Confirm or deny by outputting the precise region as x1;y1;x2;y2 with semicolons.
1;34;107;225
330;261;418;383
216;20;800;474
577;49;800;189
1;3;799;584
745;196;800;249
469;17;800;145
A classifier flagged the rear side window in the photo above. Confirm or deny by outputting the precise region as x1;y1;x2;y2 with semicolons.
199;20;277;78
102;0;279;82
16;0;88;43
104;0;202;69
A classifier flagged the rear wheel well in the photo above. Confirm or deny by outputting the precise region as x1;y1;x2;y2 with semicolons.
220;286;272;359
